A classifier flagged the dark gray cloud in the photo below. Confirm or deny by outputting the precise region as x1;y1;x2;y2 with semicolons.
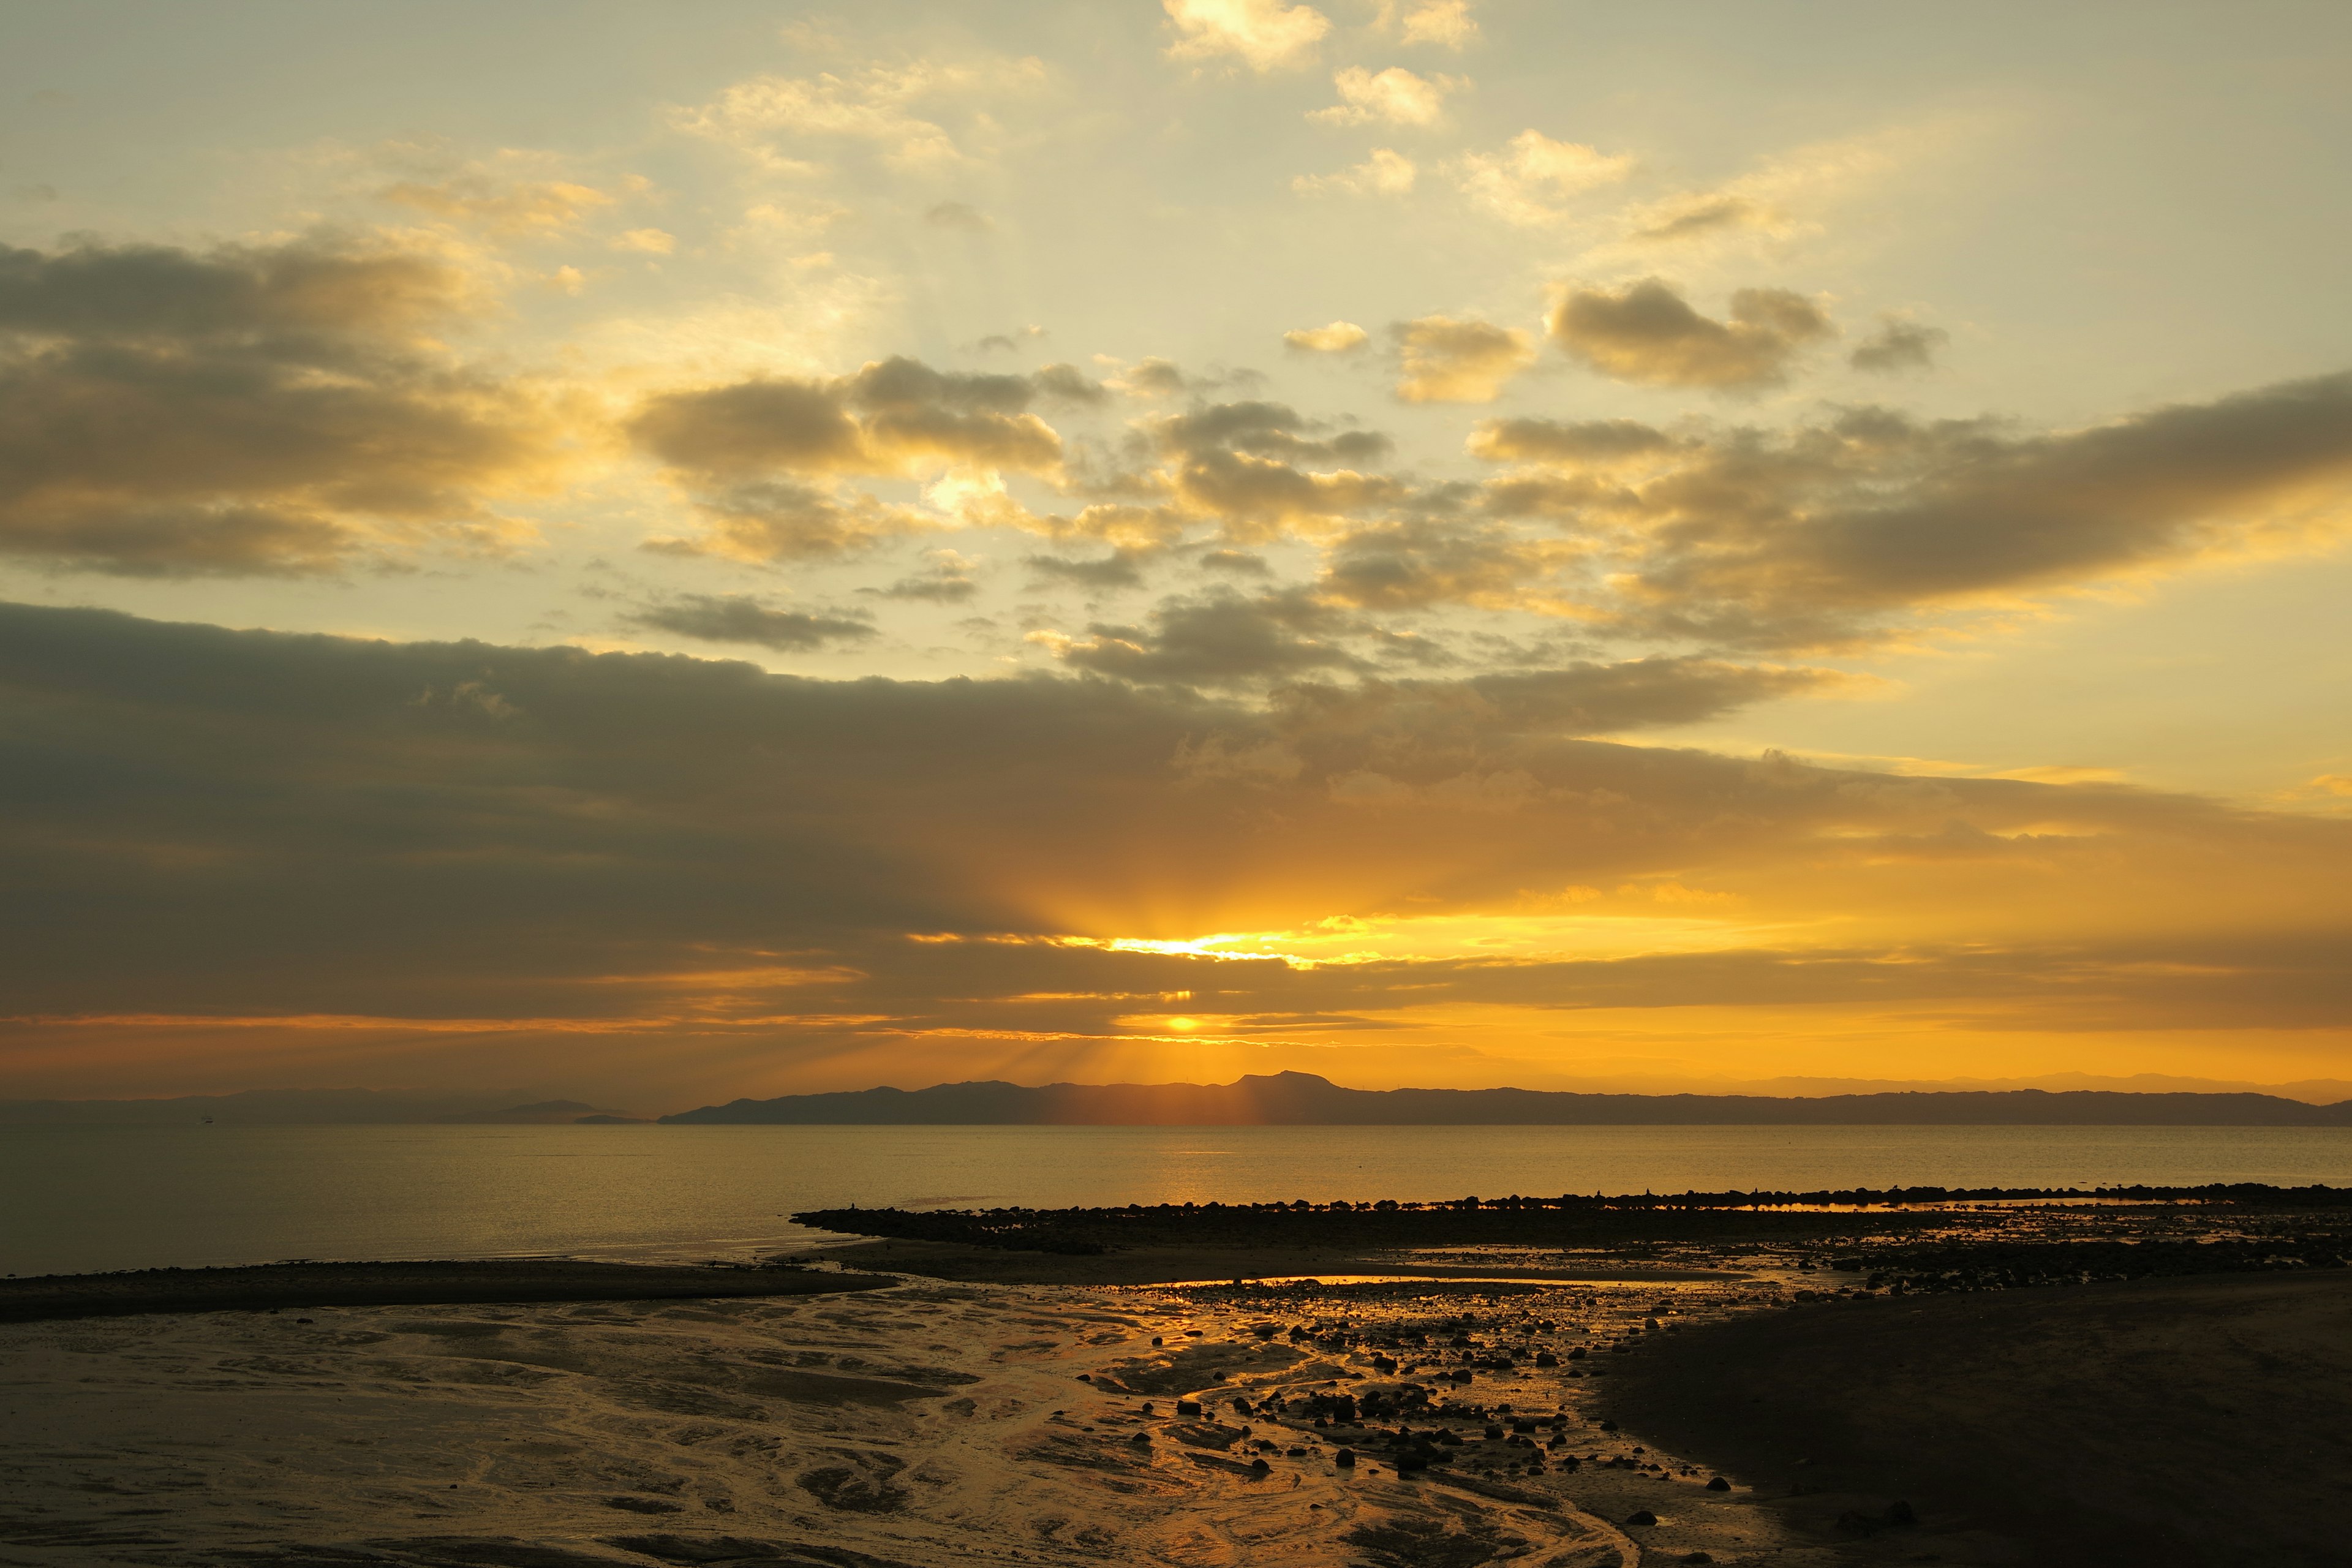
1850;317;1949;374
1047;589;1358;685
0;238;564;576
628;357;1072;558
1548;277;1833;388
627;594;876;651
3;600;2345;1096
1317;517;1559;609
1025;548;1152;589
1477;373;2352;647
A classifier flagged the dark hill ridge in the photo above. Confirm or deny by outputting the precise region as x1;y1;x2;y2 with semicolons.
662;1070;2352;1126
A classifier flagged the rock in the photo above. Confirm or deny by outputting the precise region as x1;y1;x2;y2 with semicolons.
1335;1449;1356;1467
1176;1400;1203;1417
1567;1346;1588;1360
1129;1433;1152;1446
1534;1351;1559;1367
1598;1419;1619;1432
1705;1475;1730;1491
1251;1457;1272;1475
1683;1554;1714;1564
1888;1500;1917;1525
1625;1509;1658;1526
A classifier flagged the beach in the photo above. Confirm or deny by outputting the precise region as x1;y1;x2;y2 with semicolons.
4;1191;2347;1567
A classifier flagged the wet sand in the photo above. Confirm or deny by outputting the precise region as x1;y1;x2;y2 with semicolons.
0;1260;1838;1568
0;1262;895;1323
6;1224;2346;1566
1605;1270;2352;1566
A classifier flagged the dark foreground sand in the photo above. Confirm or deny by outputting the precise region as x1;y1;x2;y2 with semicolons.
1605;1270;2352;1566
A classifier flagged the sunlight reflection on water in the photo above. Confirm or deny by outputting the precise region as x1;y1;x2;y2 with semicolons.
4;1122;2348;1277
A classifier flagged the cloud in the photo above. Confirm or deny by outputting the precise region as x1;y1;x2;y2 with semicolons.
610;227;677;255
0;237;570;577
627;355;1071;542
643;481;932;562
1294;148;1416;197
1457;130;1632;224
1547;277;1834;388
1148;399;1402;532
862;549;982;603
1850;317;1949;374
1476;372;2352;646
675;56;1046;170
925;202;993;232
1467;416;1678;467
1307;67;1458;127
1392;314;1536;402
1039;588;1359;686
1316;516;1564;609
1025;548;1154;590
627;594;877;651
1284;320;1371;353
1163;0;1330;72
379;175;617;235
8;601;2349;1097
1398;1;1479;48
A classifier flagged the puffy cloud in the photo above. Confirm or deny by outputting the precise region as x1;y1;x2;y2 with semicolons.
1294;148;1417;197
1398;0;1479;48
643;480;931;562
1039;589;1359;686
0;237;572;577
1392;314;1536;402
1547;277;1834;388
628;356;1072;556
627;594;877;651
675;56;1046;170
1477;373;2352;646
1457;130;1631;224
1316;516;1564;609
1851;317;1949;374
1284;320;1370;353
1148;399;1403;532
1307;66;1460;127
1163;0;1330;72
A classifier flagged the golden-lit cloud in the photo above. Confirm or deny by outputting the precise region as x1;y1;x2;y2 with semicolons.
1294;147;1417;196
1392;314;1536;402
1284;320;1371;353
1547;277;1834;388
1308;66;1461;127
674;56;1047;170
0;236;577;576
6;601;2346;1102
1396;1;1479;48
1457;130;1632;224
1164;0;1332;72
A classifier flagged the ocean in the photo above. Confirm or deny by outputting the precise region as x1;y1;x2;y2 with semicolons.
6;1121;2350;1278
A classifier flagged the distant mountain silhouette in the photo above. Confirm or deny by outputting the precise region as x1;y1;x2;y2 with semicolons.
660;1071;2352;1126
0;1089;635;1125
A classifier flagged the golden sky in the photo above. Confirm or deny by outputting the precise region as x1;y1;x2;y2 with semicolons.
2;1;2349;1108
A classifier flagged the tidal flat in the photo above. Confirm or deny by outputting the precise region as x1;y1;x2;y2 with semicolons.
2;1188;2345;1567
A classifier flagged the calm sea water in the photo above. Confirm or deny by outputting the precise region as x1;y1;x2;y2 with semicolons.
5;1123;2349;1279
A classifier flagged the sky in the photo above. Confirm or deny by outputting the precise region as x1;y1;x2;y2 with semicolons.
2;0;2350;1110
